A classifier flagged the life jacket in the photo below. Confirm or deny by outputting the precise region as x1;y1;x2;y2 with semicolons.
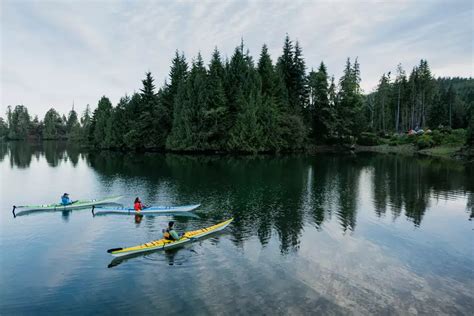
61;196;70;205
163;227;171;240
134;202;142;211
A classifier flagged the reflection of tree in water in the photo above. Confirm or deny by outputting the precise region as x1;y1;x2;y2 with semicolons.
0;142;7;162
8;141;33;168
468;193;473;221
334;157;360;232
43;141;67;167
6;141;83;169
9;142;472;250
87;152;474;249
306;156;354;231
88;153;307;253
65;145;81;166
464;164;474;221
166;155;307;253
88;152;172;202
368;154;473;227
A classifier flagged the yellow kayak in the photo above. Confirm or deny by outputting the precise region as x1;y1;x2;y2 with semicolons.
107;218;233;257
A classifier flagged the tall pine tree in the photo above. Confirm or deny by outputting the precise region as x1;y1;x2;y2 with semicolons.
308;62;335;142
204;48;228;150
90;96;113;148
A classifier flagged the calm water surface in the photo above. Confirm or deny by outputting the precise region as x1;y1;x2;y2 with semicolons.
0;142;473;315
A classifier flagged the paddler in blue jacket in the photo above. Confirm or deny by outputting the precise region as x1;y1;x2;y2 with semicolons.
163;221;180;240
61;193;72;205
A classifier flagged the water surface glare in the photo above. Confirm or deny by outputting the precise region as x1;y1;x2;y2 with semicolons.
0;142;473;315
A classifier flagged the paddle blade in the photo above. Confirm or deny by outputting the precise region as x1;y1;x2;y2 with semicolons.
107;248;123;253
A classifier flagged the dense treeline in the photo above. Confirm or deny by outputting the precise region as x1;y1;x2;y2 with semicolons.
2;36;473;152
367;62;473;134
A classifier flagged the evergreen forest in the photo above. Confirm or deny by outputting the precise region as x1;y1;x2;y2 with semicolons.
2;36;473;152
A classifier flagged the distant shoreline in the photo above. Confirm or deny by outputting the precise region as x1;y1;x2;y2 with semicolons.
2;139;472;163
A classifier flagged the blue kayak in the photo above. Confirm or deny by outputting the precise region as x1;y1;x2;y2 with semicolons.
92;203;201;215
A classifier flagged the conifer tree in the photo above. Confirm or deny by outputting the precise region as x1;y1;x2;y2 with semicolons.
257;44;282;150
161;52;188;144
375;72;391;133
467;103;474;148
276;35;307;149
105;96;130;148
0;117;8;139
7;105;30;140
90;96;113;148
293;41;309;115
277;35;295;113
309;62;336;142
337;58;364;139
66;108;80;139
393;64;407;133
228;50;264;152
123;93;143;150
167;53;208;150
81;105;92;141
43;108;62;139
204;48;228;150
136;72;161;149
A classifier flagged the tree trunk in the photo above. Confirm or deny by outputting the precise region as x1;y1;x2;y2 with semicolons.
396;84;401;133
421;91;425;128
382;95;385;132
449;101;452;128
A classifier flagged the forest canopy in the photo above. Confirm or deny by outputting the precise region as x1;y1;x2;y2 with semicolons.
2;36;473;152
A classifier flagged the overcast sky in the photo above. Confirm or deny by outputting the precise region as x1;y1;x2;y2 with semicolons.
1;0;473;117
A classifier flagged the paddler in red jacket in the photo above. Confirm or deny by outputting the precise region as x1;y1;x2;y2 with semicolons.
134;197;145;212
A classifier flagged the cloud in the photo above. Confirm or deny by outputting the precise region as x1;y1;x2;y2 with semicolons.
1;0;472;117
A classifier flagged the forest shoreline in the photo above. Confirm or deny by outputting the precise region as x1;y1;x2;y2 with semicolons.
3;139;472;163
352;143;473;162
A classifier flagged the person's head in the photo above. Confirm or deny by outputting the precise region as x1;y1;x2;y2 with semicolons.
168;221;174;228
134;197;140;203
63;193;69;197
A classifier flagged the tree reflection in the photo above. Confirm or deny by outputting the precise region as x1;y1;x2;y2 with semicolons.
8;141;33;168
365;154;474;227
0;142;7;162
43;141;67;167
65;145;81;166
4;141;474;250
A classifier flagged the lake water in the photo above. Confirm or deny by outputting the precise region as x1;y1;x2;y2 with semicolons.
0;142;473;315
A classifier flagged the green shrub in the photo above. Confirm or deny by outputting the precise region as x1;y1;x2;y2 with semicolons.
416;134;435;149
399;134;413;145
431;130;443;146
429;128;466;146
389;134;399;146
389;139;399;146
357;132;379;146
407;133;417;143
445;129;466;145
387;133;412;146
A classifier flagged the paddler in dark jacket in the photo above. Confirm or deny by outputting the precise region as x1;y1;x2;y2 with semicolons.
163;221;180;240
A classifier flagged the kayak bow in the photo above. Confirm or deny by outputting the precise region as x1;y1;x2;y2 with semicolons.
107;218;233;257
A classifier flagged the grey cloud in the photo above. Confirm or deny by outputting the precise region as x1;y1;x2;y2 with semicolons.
1;0;472;117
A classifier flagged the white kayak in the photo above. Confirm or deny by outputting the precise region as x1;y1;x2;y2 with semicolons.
12;196;123;217
92;203;201;215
